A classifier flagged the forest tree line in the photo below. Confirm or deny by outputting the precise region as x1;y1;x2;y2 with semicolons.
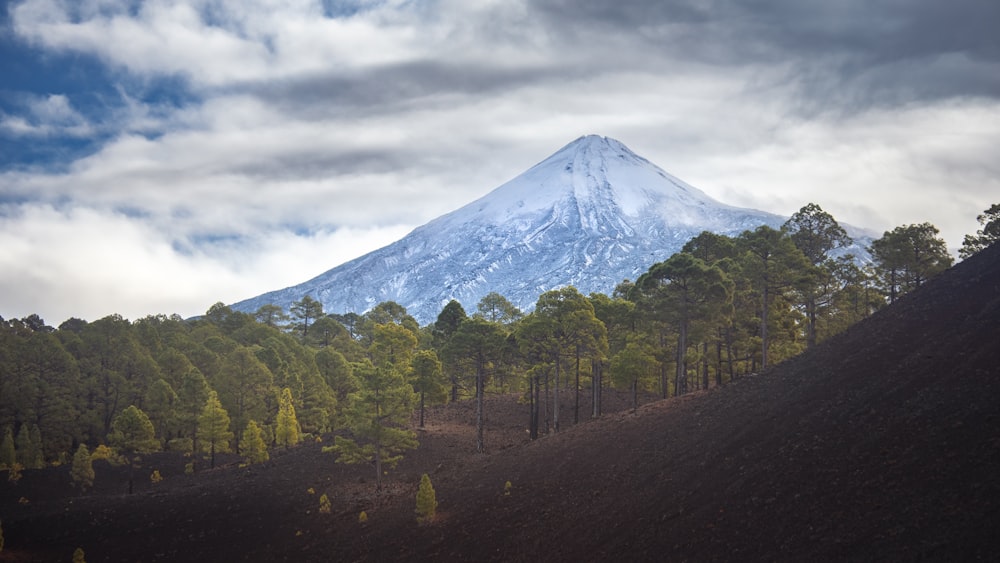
0;203;996;479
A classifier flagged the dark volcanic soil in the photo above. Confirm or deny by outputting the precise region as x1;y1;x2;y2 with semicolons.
3;243;1000;562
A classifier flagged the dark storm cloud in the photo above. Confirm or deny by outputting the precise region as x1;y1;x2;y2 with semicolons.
530;0;1000;109
248;59;583;121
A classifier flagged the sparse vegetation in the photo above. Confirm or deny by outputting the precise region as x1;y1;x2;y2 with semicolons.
240;420;269;465
70;444;94;491
416;473;438;524
319;493;331;514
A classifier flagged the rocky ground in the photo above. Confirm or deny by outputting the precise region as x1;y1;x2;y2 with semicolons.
2;243;999;562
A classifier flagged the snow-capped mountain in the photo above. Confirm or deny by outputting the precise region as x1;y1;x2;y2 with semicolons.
231;135;858;324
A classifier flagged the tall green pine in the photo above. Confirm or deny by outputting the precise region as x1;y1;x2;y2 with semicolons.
326;362;417;491
197;390;234;469
239;420;269;464
70;443;95;491
274;387;301;449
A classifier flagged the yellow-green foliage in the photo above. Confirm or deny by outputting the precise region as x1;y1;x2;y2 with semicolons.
275;387;301;449
358;511;368;523
70;444;95;491
239;421;269;465
184;462;194;475
7;463;22;483
504;480;512;496
73;547;86;563
319;493;331;514
90;444;115;462
307;487;315;495
150;470;163;484
415;473;438;524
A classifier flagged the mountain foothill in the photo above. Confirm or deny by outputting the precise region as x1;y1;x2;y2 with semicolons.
1;135;998;561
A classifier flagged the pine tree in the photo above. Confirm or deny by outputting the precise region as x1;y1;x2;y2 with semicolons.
15;424;35;469
0;427;14;470
27;425;44;469
960;203;1000;259
274;387;300;449
415;473;438;524
109;405;159;495
326;362;417;491
239;420;269;465
197;390;233;469
70;444;95;491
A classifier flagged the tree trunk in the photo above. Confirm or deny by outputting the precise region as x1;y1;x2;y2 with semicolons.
573;350;580;425
476;362;485;453
591;358;601;419
761;284;770;369
715;339;723;387
127;455;135;495
529;375;539;440
807;296;818;348
702;341;709;390
631;379;638;413
374;443;383;492
419;390;425;429
553;357;560;433
676;321;688;395
544;373;550;434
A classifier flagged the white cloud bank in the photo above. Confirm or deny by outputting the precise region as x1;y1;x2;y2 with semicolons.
1;0;998;323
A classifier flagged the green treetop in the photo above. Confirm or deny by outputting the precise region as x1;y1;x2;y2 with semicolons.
239;420;269;465
960;203;1000;259
197;390;234;469
415;473;438;524
326;361;417;492
275;387;301;449
70;443;95;491
109;405;159;494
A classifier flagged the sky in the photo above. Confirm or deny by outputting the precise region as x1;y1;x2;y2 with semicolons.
1;0;998;325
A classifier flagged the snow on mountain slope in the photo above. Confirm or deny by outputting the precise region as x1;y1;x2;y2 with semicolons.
231;135;852;324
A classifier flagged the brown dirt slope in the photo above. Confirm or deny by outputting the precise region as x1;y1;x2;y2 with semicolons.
2;242;999;562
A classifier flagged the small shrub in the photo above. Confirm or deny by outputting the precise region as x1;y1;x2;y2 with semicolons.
504;480;512;497
7;463;22;483
150;470;163;484
358;511;368;523
71;445;95;491
307;487;315;495
184;462;195;475
319;494;331;514
415;473;438;524
73;547;86;563
90;444;113;461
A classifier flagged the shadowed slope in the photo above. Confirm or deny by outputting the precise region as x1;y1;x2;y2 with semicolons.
3;245;997;562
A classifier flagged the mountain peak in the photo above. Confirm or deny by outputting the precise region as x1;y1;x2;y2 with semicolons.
232;136;787;323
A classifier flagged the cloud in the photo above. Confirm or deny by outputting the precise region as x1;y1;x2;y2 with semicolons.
1;0;998;322
0;93;93;137
0;202;412;323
